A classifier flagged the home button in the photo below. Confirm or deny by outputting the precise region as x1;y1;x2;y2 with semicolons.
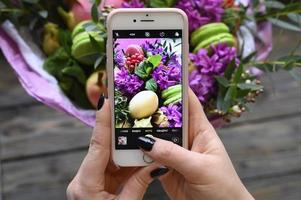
143;154;154;164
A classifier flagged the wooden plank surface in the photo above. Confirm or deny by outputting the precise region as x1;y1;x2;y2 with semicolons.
1;150;168;200
245;173;301;200
1;113;301;199
0;105;91;160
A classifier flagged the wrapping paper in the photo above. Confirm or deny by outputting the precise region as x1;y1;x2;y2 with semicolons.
0;18;272;128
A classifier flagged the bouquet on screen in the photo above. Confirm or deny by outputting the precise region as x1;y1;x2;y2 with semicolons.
0;0;301;127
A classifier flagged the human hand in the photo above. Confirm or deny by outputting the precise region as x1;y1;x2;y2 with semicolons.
67;99;166;200
137;89;254;200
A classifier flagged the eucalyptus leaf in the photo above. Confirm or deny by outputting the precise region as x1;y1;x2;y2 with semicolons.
242;51;257;64
269;18;301;32
224;60;236;80
224;86;237;102
237;83;263;91
288;13;301;26
278;55;301;70
234;64;243;83
215;76;230;87
264;1;284;9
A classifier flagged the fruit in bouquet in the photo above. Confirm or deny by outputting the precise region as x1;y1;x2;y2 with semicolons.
125;45;145;72
57;7;77;30
68;0;124;25
86;70;108;108
42;23;60;56
71;21;105;65
129;91;159;119
191;22;235;53
161;84;182;105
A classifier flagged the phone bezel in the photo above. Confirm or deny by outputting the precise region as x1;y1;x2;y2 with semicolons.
106;8;189;166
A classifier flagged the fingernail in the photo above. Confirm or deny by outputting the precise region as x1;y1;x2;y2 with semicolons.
137;136;155;151
97;94;105;110
150;167;169;179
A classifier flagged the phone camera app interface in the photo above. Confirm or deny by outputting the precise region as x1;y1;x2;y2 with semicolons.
113;30;183;149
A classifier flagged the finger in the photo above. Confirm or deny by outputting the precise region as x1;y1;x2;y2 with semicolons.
188;88;220;152
118;164;162;200
76;100;111;189
140;136;203;176
188;87;213;137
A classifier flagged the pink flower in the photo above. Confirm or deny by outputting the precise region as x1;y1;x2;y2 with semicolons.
71;0;125;23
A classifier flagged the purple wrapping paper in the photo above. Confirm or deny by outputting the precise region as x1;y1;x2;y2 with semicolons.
0;18;272;128
0;21;96;127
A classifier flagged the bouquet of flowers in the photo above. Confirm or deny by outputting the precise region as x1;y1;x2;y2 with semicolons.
0;0;300;127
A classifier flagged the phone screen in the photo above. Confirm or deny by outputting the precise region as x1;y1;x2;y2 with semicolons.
113;29;183;149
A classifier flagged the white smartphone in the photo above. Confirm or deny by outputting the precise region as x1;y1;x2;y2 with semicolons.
106;8;189;166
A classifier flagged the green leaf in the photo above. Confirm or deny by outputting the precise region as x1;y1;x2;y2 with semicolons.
215;76;230;87
288;13;301;26
278;55;301;70
237;83;263;91
38;10;48;18
94;54;106;69
59;77;92;109
224;86;237;102
234;64;243;83
61;65;86;85
58;30;72;55
135;61;153;79
264;1;284;9
236;89;251;98
224;60;237;80
254;63;276;72
242;51;257;64
148;54;162;67
149;0;177;7
217;84;228;112
88;33;102;54
269;18;301;32
145;78;158;91
91;3;99;23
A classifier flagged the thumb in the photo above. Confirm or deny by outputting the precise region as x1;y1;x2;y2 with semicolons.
138;136;203;176
118;165;165;200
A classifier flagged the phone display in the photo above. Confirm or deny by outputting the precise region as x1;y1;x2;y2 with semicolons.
113;30;183;149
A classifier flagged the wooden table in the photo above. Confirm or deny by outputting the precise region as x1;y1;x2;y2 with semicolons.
0;28;301;200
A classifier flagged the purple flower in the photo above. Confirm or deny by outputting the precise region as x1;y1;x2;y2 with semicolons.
189;70;216;103
152;65;181;90
122;0;145;8
142;41;168;63
190;44;239;76
189;44;240;103
115;67;143;97
114;51;125;69
160;103;182;128
176;0;224;32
